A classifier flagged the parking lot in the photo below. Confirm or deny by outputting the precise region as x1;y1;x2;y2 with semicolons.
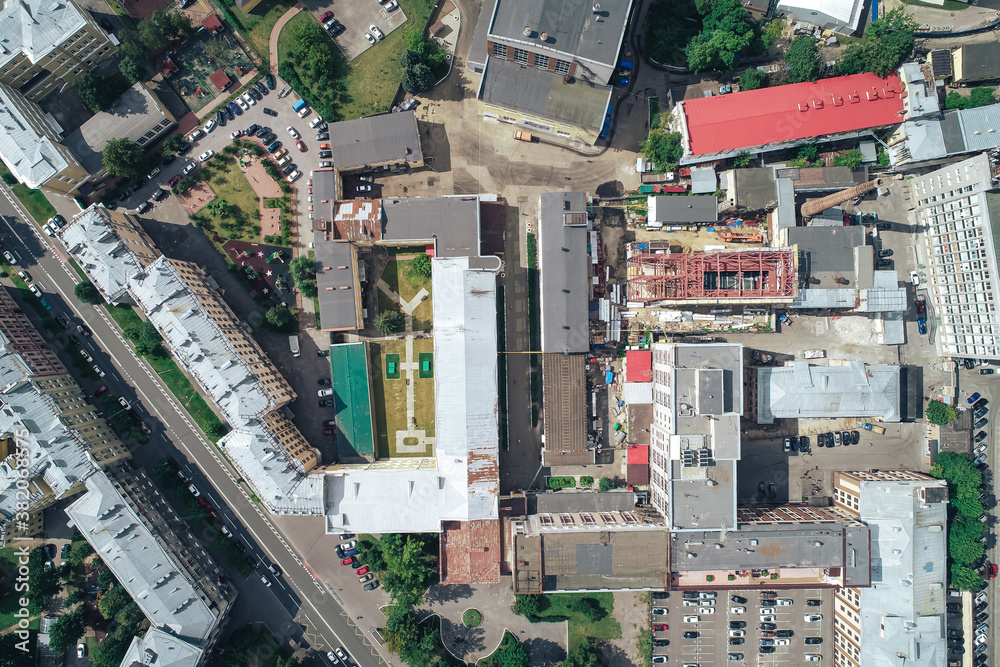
304;0;407;60
652;587;834;666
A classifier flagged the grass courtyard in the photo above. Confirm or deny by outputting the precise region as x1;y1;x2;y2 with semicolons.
379;249;433;331
369;337;435;459
534;593;621;651
167;31;252;114
188;153;262;250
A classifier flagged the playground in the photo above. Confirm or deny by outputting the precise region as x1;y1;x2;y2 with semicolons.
370;337;436;459
166;30;253;114
221;241;295;298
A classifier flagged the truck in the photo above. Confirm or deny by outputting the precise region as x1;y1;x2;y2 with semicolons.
289;335;300;357
862;422;885;435
513;130;533;142
802;349;826;359
292;98;307;112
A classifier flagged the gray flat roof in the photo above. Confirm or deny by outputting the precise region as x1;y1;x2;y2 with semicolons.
957;41;1000;81
790;166;866;192
489;0;632;68
734;169;777;210
787;225;865;279
757;361;902;424
671;522;864;572
382;196;481;257
648;195;718;224
538;192;589;353
480;57;612;131
327;111;422;171
469;0;497;70
670;459;737;531
539;530;669;591
533;490;636;515
65;84;173;174
314;241;361;331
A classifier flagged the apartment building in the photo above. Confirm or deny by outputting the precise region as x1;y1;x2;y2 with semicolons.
648;342;743;532
831;470;948;667
0;286;130;544
912;153;1000;359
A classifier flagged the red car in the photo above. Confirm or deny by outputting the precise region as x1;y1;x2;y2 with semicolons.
95;384;108;396
323;429;334;435
341;556;355;566
296;139;306;152
319;10;333;22
992;563;998;578
915;300;926;314
357;566;369;576
653;625;667;632
168;175;181;187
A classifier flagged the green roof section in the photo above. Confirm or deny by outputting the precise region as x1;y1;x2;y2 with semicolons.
330;342;375;459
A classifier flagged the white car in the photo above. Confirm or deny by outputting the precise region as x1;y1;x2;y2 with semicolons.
698;591;717;599
199;150;215;162
326;652;341;665
976;633;988;646
760;607;776;615
804;614;822;622
910;270;919;286
188;128;205;142
237;97;249;111
28;284;41;297
976;591;989;604
318;388;334;397
364;32;376;45
805;655;822;662
683;600;699;607
683;615;699;623
775;599;792;606
2;251;16;265
204;119;216;133
260;575;271;587
243;92;256;106
77;643;86;658
310;116;325;128
297;107;310;118
385;0;398;9
230;130;243;139
188;483;201;497
775;639;790;646
699;607;715;614
731;606;746;614
369;24;383;39
342;540;357;549
183;162;197;175
760;614;775;622
118;397;131;410
287;126;300;139
287;170;302;182
728;630;745;638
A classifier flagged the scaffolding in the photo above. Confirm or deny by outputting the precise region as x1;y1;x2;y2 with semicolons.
627;250;797;303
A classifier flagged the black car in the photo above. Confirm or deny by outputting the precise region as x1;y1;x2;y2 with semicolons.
728;638;744;646
975;602;988;613
256;80;269;96
731;595;747;604
966;358;978;370
761;623;776;631
136;201;153;214
263;107;278;117
976;431;988;443
842;431;852;446
729;621;746;629
132;180;146;192
262;133;277;145
350;560;362;569
163;154;177;165
950;637;965;644
878;248;893;258
316;132;330;140
798;435;810;452
804;637;822;645
224;104;235;121
653;640;669;647
877;258;893;268
975;613;989;624
266;73;275;89
68;335;81;346
774;630;793;638
177;141;193;154
976;418;989;430
43;543;57;560
974;397;989;410
282;163;296;175
255;126;271;138
851;430;860;444
319;150;332;159
248;86;262;101
652;592;669;600
683;592;699;599
950;646;966;655
683;631;698;639
55;314;69;329
948;603;962;612
319;399;333;407
759;647;776;654
152;188;169;202
948;629;964;637
216;109;226;126
975;653;988;664
806;599;821;606
104;201;118;210
247;124;260;136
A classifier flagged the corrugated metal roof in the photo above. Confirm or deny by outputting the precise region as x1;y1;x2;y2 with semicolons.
958;104;1000;151
757;363;901;424
689;167;717;194
0;92;71;189
219;428;324;515
0;0;88;68
539;192;589;353
326;111;422;171
120;629;203;667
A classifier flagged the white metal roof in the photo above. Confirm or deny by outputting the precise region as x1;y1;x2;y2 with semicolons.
63;206;156;302
66;470;220;646
0;0;89;67
120;629;203;667
775;0;863;31
0;89;70;189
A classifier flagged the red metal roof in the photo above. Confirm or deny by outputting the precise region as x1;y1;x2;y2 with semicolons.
627;445;649;485
682;73;905;156
625;350;652;383
208;68;231;92
202;13;223;31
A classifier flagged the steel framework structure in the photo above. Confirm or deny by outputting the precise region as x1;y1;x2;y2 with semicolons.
627;250;796;303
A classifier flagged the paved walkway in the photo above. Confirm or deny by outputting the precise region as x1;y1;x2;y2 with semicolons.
270;4;305;74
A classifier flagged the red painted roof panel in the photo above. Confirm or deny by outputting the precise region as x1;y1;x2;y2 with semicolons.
683;73;905;156
625;350;652;383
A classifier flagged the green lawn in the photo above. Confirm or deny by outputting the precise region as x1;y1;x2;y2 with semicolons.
534;593;621;651
276;0;435;120
198;155;262;245
226;0;296;61
380;251;433;330
0;162;57;223
369;338;435;459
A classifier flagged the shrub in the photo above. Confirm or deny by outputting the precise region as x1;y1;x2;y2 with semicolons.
462;608;482;627
927;400;957;425
74;282;103;304
579;476;594;487
374;310;404;335
598;477;614;492
547;476;576;489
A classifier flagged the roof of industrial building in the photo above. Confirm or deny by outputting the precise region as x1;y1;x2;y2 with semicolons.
787;225;865;279
625;350;652;382
775;0;863;30
533;490;637;514
757;361;902;424
326;111;422;171
440;519;501;585
788;166;866;191
479;57;613;132
538;192;589;353
314;241;362;331
382;196;482;258
487;0;633;68
65;84;174;175
681;73;905;157
120;629;203;667
66;471;221;646
954;41;1000;81
329;343;374;459
0;91;71;190
857;478;948;667
541;354;588;456
0;0;89;69
535;529;669;591
325;257;499;533
648;195;718;224
690;167;717;194
733;169;777;210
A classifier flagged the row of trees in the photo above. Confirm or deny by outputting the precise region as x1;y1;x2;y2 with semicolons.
946;87;997;111
930;452;987;591
400;29;448;94
278;20;346;123
684;0;758;73
289;255;318;298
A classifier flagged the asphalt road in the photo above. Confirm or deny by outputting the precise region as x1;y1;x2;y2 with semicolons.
0;187;388;666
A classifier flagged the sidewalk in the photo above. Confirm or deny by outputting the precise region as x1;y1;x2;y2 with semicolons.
195;68;260;121
270;5;305;74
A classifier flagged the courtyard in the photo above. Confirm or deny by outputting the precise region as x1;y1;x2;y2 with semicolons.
376;249;433;331
369;336;436;459
166;30;253;114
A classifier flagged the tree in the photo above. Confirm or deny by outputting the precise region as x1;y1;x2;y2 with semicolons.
950;518;986;564
67;540;94;566
266;305;292;328
277;657;303;667
952;563;985;592
102;139;145;179
136;9;191;50
493;638;530;667
119;56;148;84
164;134;187;154
738;68;768;91
117;31;147;62
946;91;971;110
761;18;786;48
401;52;436;94
289;256;317;283
114;603;144;631
561;638;600;667
377;533;438;609
570;597;606;622
66;589;86;605
411;253;432;278
75;73;111;114
384;605;421;654
49;607;86;655
133;321;162;356
733;152;752;167
511;594;541;618
96;568;117;590
930;452;983;499
970;87;997;108
832;149;864;170
685;0;756;72
27;547;63;613
89;627;132;667
205;39;233;68
374;310;404;336
298;280;318;299
74;282;103;305
838;7;916;77
640;130;683;171
785;35;819;83
926;399;957;425
598;477;613;492
2;173;18;186
98;586;131;621
0;633;34;667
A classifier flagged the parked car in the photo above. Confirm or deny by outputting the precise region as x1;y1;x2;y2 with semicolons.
363;581;379;591
183;162;197;175
136;201;153;214
242;92;256;106
976;418;989;429
970;392;982;404
152;188;169;202
915;299;926;314
199;150;215;162
982;368;996;375
118;397;131;410
204;119;217;133
266;73;276;89
369;24;384;39
264;107;278;117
